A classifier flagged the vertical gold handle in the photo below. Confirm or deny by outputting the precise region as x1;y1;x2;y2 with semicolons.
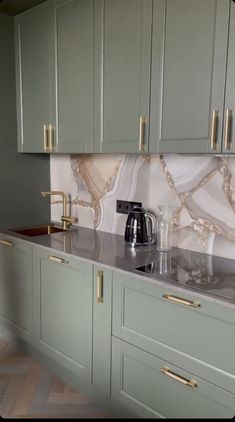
210;110;219;151
139;116;146;152
224;109;233;151
96;271;104;304
48;124;55;152
43;125;49;152
0;239;14;246
160;366;197;388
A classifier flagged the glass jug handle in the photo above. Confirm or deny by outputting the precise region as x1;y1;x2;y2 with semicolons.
145;213;155;240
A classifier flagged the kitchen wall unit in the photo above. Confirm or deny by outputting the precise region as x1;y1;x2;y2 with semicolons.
33;246;93;380
15;1;55;153
15;0;95;153
55;0;94;153
0;236;33;344
14;0;235;155
94;0;152;153
150;0;231;154
222;1;235;153
0;12;50;229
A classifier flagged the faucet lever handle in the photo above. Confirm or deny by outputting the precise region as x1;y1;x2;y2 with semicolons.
61;216;76;226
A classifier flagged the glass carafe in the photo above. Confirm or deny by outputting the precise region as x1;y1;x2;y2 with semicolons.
156;206;175;252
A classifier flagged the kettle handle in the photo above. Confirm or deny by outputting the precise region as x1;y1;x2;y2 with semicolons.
145;213;156;239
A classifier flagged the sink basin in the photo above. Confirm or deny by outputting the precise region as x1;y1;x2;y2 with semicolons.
12;225;65;237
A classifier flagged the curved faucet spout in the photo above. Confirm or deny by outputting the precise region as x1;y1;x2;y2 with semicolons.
41;190;73;230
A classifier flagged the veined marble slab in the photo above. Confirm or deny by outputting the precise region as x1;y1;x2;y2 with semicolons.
50;154;235;259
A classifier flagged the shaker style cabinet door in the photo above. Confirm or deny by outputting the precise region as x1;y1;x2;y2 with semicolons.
14;1;55;153
222;1;235;154
94;0;152;153
149;0;230;154
0;236;33;344
93;266;112;396
33;247;93;381
55;0;95;153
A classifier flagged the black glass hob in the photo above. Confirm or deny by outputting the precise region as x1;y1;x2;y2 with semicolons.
135;248;235;304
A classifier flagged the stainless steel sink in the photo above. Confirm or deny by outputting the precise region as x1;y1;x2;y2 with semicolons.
12;225;65;237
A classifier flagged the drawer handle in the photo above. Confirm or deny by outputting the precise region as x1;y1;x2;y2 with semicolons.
49;255;68;264
162;294;201;308
0;239;14;246
160;366;197;388
96;271;104;304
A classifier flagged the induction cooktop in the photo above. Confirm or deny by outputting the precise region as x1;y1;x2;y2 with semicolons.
135;249;235;303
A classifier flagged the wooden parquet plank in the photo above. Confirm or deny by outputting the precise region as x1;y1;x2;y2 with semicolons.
12;363;42;416
47;392;91;404
0;374;25;418
49;375;66;394
0;339;113;419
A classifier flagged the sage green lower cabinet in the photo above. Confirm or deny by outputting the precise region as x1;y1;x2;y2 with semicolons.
112;271;235;395
111;270;235;417
93;266;112;395
33;247;93;381
111;337;235;419
0;235;33;344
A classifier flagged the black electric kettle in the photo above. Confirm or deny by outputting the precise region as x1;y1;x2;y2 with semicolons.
124;207;156;247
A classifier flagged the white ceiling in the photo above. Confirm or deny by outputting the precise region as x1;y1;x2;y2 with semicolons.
0;0;46;15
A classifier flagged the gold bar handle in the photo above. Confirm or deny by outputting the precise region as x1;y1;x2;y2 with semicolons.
139;116;146;152
49;255;68;264
96;271;104;304
43;124;49;152
160;366;197;388
0;239;14;246
224;109;233;151
48;124;55;152
210;110;219;150
162;294;201;308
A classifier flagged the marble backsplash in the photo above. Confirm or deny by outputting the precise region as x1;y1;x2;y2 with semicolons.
50;154;235;260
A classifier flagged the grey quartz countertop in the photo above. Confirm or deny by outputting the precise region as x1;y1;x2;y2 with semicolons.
2;225;235;307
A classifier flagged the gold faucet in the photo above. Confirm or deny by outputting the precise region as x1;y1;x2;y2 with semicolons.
41;191;74;230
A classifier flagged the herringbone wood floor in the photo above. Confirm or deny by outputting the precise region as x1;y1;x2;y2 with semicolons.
0;339;112;419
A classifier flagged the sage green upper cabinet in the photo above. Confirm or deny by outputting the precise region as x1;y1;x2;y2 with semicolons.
94;0;152;153
15;1;55;153
33;247;93;380
149;0;230;154
55;0;94;153
222;1;235;153
0;235;33;344
15;0;95;153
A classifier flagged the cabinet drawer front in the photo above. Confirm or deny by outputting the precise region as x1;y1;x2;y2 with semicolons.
112;272;235;392
111;337;235;419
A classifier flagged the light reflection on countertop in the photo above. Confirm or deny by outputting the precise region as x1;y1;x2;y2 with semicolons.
3;224;235;305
